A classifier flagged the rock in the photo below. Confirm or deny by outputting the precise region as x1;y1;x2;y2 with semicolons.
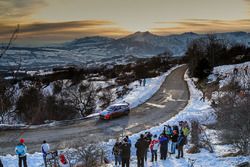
186;145;200;154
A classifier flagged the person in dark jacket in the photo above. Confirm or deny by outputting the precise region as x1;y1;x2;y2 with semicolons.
126;136;132;145
144;132;152;162
121;138;131;167
176;132;186;159
159;134;168;160
112;141;122;166
0;158;3;167
172;125;179;134
170;130;178;154
135;134;148;167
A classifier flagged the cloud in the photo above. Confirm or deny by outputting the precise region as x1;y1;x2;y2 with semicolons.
0;0;47;20
243;0;250;16
0;20;131;44
0;20;114;34
152;19;250;35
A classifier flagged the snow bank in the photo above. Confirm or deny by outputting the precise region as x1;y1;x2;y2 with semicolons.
0;66;180;166
0;153;43;167
87;65;180;118
2;66;249;167
103;69;249;167
208;61;250;88
115;65;181;109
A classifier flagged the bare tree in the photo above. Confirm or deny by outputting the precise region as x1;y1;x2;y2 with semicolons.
64;82;97;117
0;78;15;123
0;25;23;124
73;145;104;167
63;141;106;167
0;25;19;59
98;88;114;109
215;80;250;155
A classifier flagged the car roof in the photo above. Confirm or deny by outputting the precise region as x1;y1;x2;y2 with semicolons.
110;103;129;107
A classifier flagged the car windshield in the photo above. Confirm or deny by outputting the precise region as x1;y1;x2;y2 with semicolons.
106;106;117;111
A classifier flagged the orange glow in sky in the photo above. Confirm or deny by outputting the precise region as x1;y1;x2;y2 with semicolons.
0;0;250;45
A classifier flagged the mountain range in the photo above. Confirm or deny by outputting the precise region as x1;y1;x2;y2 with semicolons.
1;31;250;70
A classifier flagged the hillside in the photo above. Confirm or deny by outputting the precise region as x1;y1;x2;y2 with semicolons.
1;31;250;70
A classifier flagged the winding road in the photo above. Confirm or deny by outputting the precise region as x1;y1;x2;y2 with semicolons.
0;65;189;155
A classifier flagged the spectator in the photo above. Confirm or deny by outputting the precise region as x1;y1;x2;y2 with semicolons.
170;130;178;154
143;79;146;86
165;125;172;137
144;132;152;162
200;93;206;102
149;135;159;162
173;125;179;134
139;79;142;86
135;134;148;167
15;138;28;167
233;67;238;75
244;65;248;75
182;121;190;137
112;141;122;166
0;158;3;167
126;136;132;145
159;134;169;160
41;140;50;167
176;132;186;159
121;138;131;167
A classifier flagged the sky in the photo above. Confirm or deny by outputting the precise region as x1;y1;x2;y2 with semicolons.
0;0;250;45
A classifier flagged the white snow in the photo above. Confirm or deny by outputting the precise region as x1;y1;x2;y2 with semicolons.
0;66;180;166
103;68;249;167
1;153;43;167
1;65;249;167
87;65;180;118
208;61;250;88
115;65;181;109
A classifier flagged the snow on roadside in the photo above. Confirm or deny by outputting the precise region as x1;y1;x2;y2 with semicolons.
0;153;43;167
103;69;249;167
114;65;181;109
0;65;181;166
208;61;250;88
1;65;249;167
87;65;181;118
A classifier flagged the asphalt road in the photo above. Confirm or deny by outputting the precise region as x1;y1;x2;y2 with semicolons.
0;65;189;155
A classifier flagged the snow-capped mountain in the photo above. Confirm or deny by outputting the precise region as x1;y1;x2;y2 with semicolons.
1;31;250;70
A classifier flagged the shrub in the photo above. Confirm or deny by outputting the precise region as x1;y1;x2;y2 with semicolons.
16;86;44;124
0;77;15;123
63;82;97;117
215;82;250;155
98;89;114;109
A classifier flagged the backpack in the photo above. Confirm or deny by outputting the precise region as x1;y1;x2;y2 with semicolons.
113;145;121;156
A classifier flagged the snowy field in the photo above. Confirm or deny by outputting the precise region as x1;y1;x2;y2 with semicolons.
208;61;250;89
1;64;249;167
